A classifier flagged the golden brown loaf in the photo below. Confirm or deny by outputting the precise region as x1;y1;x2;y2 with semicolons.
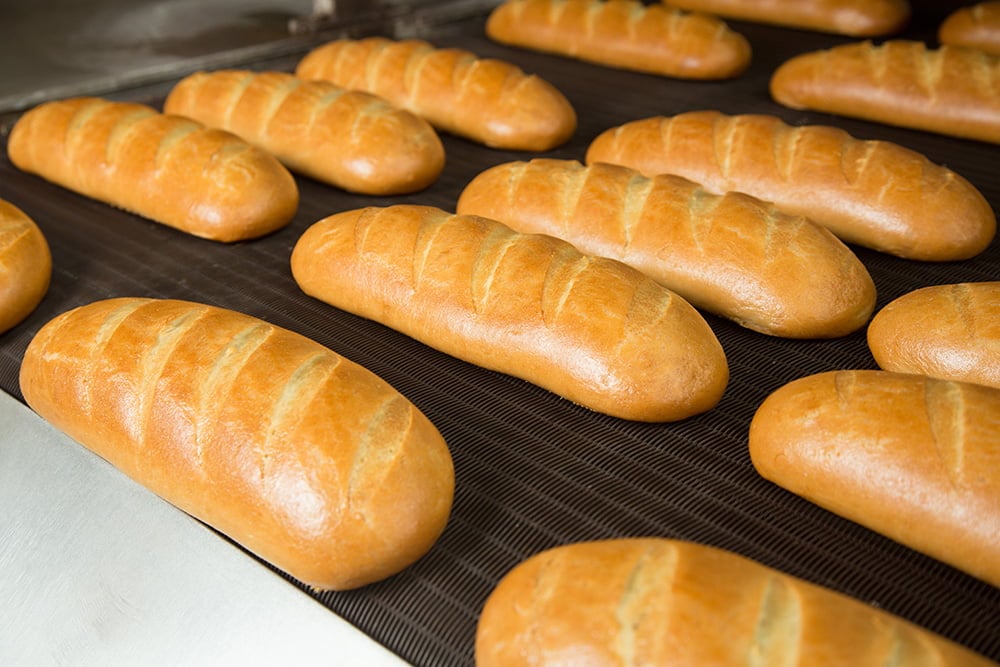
485;0;751;79
661;0;910;36
294;37;576;151
586;110;997;260
476;538;996;666
7;98;298;242
939;2;1000;56
749;370;1000;588
769;40;1000;145
163;69;444;195
868;282;1000;389
291;205;728;422
0;199;51;334
19;297;455;590
456;159;876;338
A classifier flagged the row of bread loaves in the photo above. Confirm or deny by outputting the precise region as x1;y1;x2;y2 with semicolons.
479;0;1000;143
5;9;998;665
7;38;579;240
470;6;999;662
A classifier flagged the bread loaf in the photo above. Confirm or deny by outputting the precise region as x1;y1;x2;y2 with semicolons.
868;282;1000;389
939;2;1000;57
7;98;298;242
476;538;995;666
163;70;444;195
456;159;876;338
19;297;454;591
749;370;1000;588
586;110;996;260
0;199;51;334
291;205;728;422
295;37;576;151
770;40;1000;145
660;0;909;36
485;0;751;79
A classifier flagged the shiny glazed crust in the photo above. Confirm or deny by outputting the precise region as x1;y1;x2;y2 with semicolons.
769;40;1000;145
164;70;445;195
586;110;997;260
486;0;751;79
7;97;298;242
749;370;1000;588
456;158;876;338
19;298;455;590
867;282;1000;389
295;37;576;151
476;538;996;666
0;199;51;334
291;205;729;422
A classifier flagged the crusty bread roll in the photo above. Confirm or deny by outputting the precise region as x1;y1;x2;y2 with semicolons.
586;110;997;261
0;199;51;334
163;70;444;195
939;2;1000;57
485;0;751;79
19;297;454;591
661;0;909;36
749;370;1000;589
456;159;876;338
868;282;1000;389
7;98;298;242
291;205;728;422
294;37;576;151
770;40;1000;145
476;538;995;666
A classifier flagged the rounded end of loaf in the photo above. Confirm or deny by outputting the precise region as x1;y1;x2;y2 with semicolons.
702;197;878;340
537;257;732;422
19;297;455;591
600;283;730;422
675;11;753;79
584;115;678;175
298;91;447;194
867;282;1000;390
462;63;577;152
293;41;339;82
171;127;300;242
768;51;819;111
828;142;997;262
511;80;577;151
0;200;51;334
290;383;456;591
632;5;754;80
828;0;911;36
769;39;884;112
938;3;1000;56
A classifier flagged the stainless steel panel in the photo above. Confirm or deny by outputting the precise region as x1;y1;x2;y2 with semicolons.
0;392;408;666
